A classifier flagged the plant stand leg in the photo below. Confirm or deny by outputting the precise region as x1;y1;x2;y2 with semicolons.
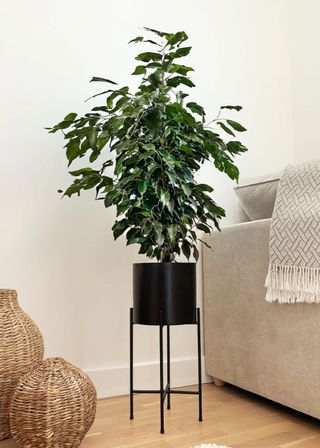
159;311;164;434
197;308;203;422
167;325;171;410
130;307;134;420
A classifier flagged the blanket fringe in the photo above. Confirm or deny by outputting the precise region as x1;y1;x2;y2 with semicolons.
265;264;320;304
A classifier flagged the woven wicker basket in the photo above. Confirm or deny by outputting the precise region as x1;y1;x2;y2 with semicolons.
0;289;44;440
10;357;97;448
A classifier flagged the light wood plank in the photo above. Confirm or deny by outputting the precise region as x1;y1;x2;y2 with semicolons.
0;384;319;448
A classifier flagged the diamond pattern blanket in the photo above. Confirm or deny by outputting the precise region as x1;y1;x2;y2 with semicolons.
265;160;320;303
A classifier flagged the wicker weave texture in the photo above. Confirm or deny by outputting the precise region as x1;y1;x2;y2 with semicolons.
10;357;97;448
0;289;44;440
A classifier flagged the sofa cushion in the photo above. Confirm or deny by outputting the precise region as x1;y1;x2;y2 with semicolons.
234;171;282;220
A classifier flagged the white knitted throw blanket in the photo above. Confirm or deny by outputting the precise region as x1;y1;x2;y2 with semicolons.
265;160;320;303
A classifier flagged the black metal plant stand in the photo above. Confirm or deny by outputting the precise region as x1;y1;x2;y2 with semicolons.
129;307;203;434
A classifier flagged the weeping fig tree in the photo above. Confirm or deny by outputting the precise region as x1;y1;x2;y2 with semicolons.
48;27;248;262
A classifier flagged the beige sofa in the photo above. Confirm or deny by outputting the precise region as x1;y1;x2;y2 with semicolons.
203;172;320;419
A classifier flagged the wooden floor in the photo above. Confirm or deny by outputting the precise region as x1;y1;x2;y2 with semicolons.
1;383;319;448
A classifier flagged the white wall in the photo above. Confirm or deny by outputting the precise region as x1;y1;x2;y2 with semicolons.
0;0;294;397
288;0;320;163
198;0;293;224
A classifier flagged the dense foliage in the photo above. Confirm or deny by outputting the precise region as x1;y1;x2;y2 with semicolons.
48;28;248;262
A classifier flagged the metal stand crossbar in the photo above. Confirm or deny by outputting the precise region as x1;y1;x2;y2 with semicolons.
129;307;203;434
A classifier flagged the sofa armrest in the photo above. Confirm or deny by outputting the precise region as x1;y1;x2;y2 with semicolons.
202;218;271;382
203;218;271;301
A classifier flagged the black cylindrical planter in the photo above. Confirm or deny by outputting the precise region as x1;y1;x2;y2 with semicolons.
133;263;196;325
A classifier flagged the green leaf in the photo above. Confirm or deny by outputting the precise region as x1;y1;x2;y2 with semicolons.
182;183;192;196
153;222;164;246
226;120;247;132
187;102;205;116
127;237;144;246
148;72;161;86
181;110;196;126
128;36;144;44
49;120;74;132
87;128;97;148
144;109;160;131
156;234;164;246
180;144;193;155
196;223;211;233
221;105;242;111
144;39;161;47
160;190;170;206
80;138;90;155
107;96;113;108
92;106;109;112
167;31;188;46
169;64;194;76
69;167;94;176
64;181;82;197
135;52;162;62
224;160;240;181
141;211;152;217
64;112;77;122
174;46;192;58
161;150;175;169
112;219;129;240
146;246;154;257
197;183;214;192
83;175;100;190
147;162;158;174
176;65;194;75
112;96;129;112
104;191;119;208
153;221;162;232
199;239;212;250
167;76;195;88
146;62;162;69
117;200;131;215
137;180;149;195
190;230;197;241
143;27;170;38
227;141;248;154
88;86;128;104
167;224;178;242
193;245;199;261
118;86;130;95
167;171;176;185
96;176;113;195
66;139;80;165
182;241;191;260
131;65;147;75
85;90;112;102
206;200;225;218
167;199;175;213
143;143;156;151
90;77;118;84
217;121;236;137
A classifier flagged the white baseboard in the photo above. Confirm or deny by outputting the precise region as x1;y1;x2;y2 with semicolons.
85;356;212;399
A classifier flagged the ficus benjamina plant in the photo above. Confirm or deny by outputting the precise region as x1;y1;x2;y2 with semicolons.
48;27;248;263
